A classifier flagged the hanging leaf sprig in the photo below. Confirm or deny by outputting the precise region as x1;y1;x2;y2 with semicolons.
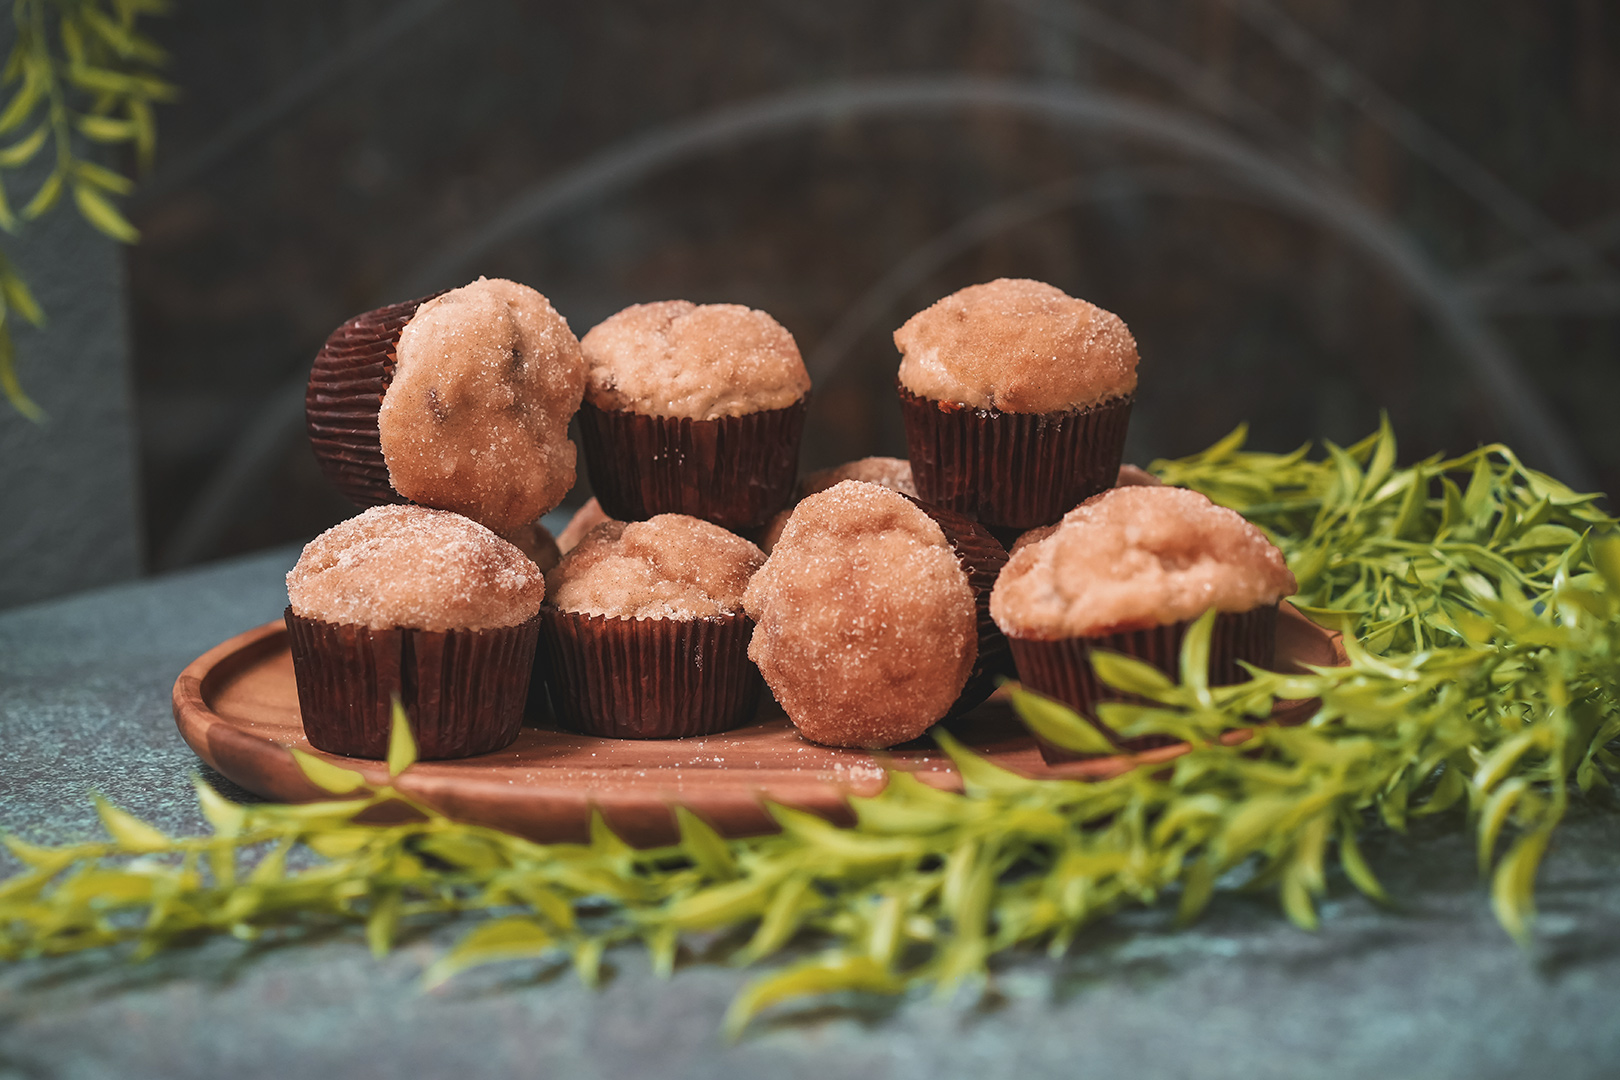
1;424;1616;1039
0;0;175;418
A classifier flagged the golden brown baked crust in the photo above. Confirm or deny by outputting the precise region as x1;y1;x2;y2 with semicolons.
546;514;765;619
580;300;810;420
378;278;586;534
990;485;1296;639
743;481;976;749
287;505;546;632
894;278;1138;413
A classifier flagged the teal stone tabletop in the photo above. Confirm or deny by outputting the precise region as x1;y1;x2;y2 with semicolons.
2;548;1619;1080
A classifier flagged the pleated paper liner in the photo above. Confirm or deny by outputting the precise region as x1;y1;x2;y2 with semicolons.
1008;604;1278;763
305;293;442;509
576;396;808;531
538;607;764;739
903;496;1012;716
284;608;540;760
898;382;1133;532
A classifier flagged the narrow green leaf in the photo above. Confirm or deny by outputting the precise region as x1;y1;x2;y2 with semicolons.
290;748;368;795
71;183;139;243
94;797;170;853
387;697;417;778
1007;685;1116;754
724;954;902;1041
424;917;556;988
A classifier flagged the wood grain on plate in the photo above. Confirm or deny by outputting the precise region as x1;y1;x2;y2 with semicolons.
173;604;1345;848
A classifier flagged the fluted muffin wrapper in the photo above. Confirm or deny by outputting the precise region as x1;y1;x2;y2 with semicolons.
305;294;442;509
577;396;808;531
903;497;1011;716
539;606;764;739
898;382;1133;532
1008;605;1278;762
284;607;539;760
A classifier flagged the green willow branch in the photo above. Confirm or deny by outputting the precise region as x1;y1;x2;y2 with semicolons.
2;423;1617;1040
0;0;174;418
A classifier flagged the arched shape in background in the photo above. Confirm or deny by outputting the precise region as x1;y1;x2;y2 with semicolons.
159;76;1594;567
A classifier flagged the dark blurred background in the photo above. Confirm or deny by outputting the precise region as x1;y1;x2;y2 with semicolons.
4;0;1618;606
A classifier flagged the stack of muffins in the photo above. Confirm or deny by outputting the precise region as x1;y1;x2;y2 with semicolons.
288;275;1296;761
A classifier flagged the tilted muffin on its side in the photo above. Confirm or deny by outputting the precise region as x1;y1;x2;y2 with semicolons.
576;301;811;530
744;481;1008;750
895;278;1138;532
992;485;1296;752
306;277;587;535
285;504;546;760
539;514;767;739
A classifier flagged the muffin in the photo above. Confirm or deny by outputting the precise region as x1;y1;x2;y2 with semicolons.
991;485;1296;753
743;480;1009;750
540;514;767;738
895;278;1137;533
576;301;811;530
306;277;587;534
759;456;916;553
284;505;546;759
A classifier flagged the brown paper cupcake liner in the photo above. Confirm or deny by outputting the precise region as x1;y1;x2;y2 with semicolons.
898;382;1133;531
576;396;808;531
284;608;540;760
305;294;443;509
903;497;1011;716
1009;605;1278;762
539;606;764;739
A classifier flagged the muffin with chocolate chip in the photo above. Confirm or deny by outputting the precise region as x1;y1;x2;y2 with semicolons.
576;300;811;530
992;485;1296;751
743;480;1008;750
540;514;767;738
285;504;546;759
895;278;1137;533
306;277;587;535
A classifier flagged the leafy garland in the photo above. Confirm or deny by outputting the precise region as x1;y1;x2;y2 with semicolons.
2;423;1616;1038
0;0;173;418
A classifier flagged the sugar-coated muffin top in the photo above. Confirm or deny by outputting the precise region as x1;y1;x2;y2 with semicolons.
802;456;916;498
546;514;765;619
991;486;1296;639
894;278;1138;413
580;300;811;420
378;278;586;535
743;481;976;749
287;505;546;632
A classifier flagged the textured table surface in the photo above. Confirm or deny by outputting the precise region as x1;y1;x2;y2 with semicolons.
2;549;1619;1080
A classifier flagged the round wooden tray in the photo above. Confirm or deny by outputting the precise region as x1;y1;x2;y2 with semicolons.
173;605;1345;847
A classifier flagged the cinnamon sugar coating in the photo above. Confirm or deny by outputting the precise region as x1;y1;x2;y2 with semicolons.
894;278;1138;414
546;514;765;619
581;300;811;419
555;497;613;553
991;486;1297;639
287;505;546;632
743;481;977;749
760;457;917;554
802;456;916;498
378;278;586;535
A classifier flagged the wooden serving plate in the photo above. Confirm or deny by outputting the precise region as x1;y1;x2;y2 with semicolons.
173;605;1345;847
